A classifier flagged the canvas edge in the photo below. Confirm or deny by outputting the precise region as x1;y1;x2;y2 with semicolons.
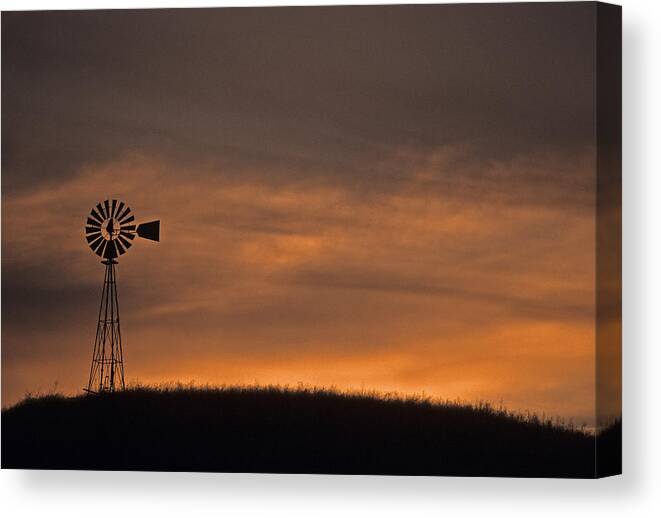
595;0;622;479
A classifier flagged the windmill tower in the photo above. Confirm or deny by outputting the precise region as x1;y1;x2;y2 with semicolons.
84;200;160;394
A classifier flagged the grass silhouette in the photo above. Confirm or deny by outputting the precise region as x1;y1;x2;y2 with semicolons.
1;384;620;477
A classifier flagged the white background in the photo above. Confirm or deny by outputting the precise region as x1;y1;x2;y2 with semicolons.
0;0;659;516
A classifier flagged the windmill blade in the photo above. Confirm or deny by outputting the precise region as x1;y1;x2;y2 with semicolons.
110;199;118;218
115;239;126;255
121;224;136;231
137;220;160;242
87;217;101;228
121;214;135;225
118;235;133;250
85;226;101;235
89;235;104;251
120;231;135;240
95;240;107;257
104;200;111;219
116;201;125;220
86;231;102;243
117;206;132;222
96;203;106;220
90;209;104;224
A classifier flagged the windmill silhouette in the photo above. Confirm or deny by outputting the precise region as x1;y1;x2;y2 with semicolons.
84;200;160;393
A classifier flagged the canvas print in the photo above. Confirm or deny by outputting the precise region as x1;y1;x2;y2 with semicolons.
1;2;621;477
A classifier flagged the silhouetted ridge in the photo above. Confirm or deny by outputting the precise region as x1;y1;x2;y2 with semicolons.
2;386;613;477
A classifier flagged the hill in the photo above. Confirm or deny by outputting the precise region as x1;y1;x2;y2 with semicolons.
1;385;619;477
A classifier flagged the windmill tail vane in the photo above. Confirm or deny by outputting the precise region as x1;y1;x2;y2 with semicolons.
84;199;160;394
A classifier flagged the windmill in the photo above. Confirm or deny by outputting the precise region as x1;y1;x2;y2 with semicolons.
84;199;160;394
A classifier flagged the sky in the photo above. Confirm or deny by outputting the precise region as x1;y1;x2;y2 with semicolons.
1;4;619;426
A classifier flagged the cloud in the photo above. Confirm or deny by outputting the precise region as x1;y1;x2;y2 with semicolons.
3;146;598;423
2;4;596;192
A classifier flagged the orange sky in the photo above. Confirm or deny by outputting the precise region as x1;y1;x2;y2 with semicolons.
2;149;602;425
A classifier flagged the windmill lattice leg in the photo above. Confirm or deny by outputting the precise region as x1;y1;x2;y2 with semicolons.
87;259;125;393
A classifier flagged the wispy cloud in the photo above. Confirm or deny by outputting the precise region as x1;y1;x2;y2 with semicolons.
3;147;597;423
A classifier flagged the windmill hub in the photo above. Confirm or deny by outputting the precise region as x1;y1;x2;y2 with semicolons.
101;217;120;240
84;199;160;394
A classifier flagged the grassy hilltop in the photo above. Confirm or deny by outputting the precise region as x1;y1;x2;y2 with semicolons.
1;385;620;477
